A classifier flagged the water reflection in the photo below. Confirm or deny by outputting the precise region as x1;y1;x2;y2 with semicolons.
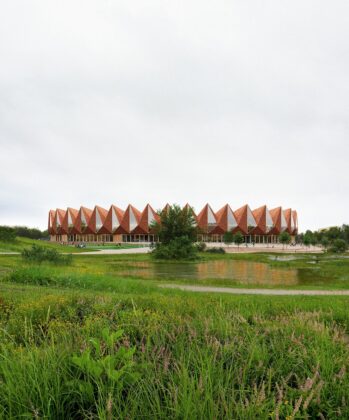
114;260;300;286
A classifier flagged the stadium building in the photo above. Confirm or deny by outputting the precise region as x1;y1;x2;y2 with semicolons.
48;204;298;244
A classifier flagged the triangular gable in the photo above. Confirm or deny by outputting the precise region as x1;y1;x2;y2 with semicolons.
234;205;248;234
133;204;160;234
98;205;124;234
266;208;273;232
197;204;217;233
115;205;141;234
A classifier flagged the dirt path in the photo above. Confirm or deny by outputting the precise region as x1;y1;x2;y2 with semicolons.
159;284;349;296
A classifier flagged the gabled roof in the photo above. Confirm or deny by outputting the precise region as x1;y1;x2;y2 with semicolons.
211;204;238;234
283;208;293;234
270;207;288;234
234;204;257;234
197;204;218;233
54;209;66;234
99;205;124;234
86;205;108;234
291;210;298;234
48;210;56;234
115;204;142;234
251;205;274;235
133;204;160;234
72;206;93;234
61;207;79;234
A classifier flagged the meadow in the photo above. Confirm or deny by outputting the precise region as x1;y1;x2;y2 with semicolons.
0;248;349;418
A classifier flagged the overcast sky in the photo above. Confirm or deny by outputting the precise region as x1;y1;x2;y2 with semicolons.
1;0;348;231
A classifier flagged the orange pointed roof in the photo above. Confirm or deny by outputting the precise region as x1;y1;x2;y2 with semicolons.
197;204;218;233
234;204;257;234
48;210;56;234
72;206;93;234
291;210;298;234
54;208;66;234
99;205;124;234
85;205;108;234
211;204;239;234
61;207;79;234
270;207;288;234
133;204;160;234
115;204;142;234
283;208;293;234
251;206;274;235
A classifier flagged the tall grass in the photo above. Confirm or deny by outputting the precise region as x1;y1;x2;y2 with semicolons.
1;277;349;418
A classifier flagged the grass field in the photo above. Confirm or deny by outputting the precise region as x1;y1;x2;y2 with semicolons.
1;248;349;418
0;237;148;253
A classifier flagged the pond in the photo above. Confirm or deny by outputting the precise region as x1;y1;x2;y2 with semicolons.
111;260;304;286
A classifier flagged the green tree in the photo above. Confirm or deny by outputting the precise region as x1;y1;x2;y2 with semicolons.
279;231;291;249
0;226;16;242
303;232;313;248
233;232;244;249
321;236;330;251
151;204;199;260
223;231;234;247
329;239;347;254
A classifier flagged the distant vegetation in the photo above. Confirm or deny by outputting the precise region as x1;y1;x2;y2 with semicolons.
0;225;48;241
297;225;349;253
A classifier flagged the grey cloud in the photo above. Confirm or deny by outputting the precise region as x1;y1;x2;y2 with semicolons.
0;0;348;230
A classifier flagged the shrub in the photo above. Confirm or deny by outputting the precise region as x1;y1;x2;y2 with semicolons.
152;236;198;260
21;245;72;265
329;239;348;254
205;247;226;254
0;226;16;242
196;242;207;252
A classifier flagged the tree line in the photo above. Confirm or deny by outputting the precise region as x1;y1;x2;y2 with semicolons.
0;226;49;242
296;225;349;253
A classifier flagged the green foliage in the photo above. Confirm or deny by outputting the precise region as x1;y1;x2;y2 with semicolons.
233;232;244;247
0;226;16;242
329;239;348;254
151;204;199;260
205;247;226;254
195;242;207;252
303;233;312;247
223;231;234;246
321;236;330;250
279;231;291;247
300;225;349;248
70;328;141;411
22;245;72;265
152;236;198;260
13;226;48;239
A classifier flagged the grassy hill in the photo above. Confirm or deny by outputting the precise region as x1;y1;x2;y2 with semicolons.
0;237;89;253
0;237;146;253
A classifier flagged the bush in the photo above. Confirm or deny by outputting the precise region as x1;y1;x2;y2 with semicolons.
205;247;226;254
152;236;198;260
329;239;348;254
0;226;16;242
196;242;207;252
21;245;72;265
